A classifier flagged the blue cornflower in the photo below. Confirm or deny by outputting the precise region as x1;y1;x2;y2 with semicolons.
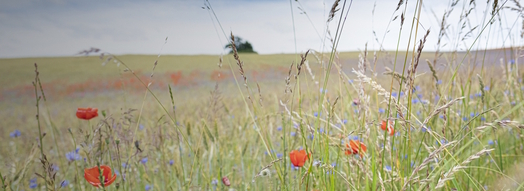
470;112;475;117
385;165;392;171
481;117;486;121
412;99;419;104
314;112;320;117
51;164;59;172
139;124;144;130
65;151;81;162
145;184;152;191
141;157;148;164
400;92;405;97
60;180;69;188
421;126;431;133
277;126;282;131
29;178;37;189
342;119;348;124
319;128;324;134
392;92;398;97
417;94;423;99
277;153;283;158
354;109;359;114
378;108;385;113
9;130;21;138
290;132;296;137
331;162;336;167
462;117;468;121
320;88;328;93
309;134;314;140
484;86;490;91
211;179;218;185
470;94;475;99
122;162;128;168
437;80;442;85
169;160;174;166
348;79;353;84
511;101;516;106
488;140;494;145
434;95;440;102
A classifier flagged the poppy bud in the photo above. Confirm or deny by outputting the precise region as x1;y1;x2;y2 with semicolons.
222;176;230;186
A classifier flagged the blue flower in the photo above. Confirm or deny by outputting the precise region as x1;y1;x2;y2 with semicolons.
320;88;328;93
122;162;128;168
421;126;431;133
392;92;398;97
488;140;496;145
331;162;336;167
354;109;359;114
65;151;82;162
385;165;392;171
314;112;320;117
481;117;486;121
412;99;419;104
51;164;59;172
348;79;353;84
211;179;218;185
309;134;314;140
60;180;69;188
290;132;296;137
437;80;442;85
169;160;174;166
145;184;152;191
9;130;21;138
141;157;148;164
276;126;282;131
139;124;144;130
29;178;37;189
484;86;490;91
434;95;440;102
462;117;468;121
341;119;348;124
277;153;283;158
470;112;475;117
319;128;324;134
400;92;405;97
417;94;423;99
378;108;385;113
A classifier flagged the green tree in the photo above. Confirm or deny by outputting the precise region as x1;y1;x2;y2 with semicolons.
224;36;257;54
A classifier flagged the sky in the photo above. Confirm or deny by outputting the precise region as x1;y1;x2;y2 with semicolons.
0;0;522;58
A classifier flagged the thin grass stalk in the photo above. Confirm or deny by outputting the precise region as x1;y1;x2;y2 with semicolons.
33;63;49;191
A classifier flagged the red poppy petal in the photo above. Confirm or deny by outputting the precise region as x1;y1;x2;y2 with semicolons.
104;173;117;187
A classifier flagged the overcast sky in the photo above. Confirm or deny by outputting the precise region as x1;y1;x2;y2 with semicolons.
0;0;522;58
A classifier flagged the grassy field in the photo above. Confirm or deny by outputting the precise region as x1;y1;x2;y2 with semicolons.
1;0;524;191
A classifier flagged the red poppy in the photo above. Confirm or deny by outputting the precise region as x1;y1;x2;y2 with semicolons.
84;165;117;187
380;120;395;136
345;140;367;157
289;149;310;167
76;108;98;120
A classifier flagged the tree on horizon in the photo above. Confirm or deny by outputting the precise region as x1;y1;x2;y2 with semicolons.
224;36;257;54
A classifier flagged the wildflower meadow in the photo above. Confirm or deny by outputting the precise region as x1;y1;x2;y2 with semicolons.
1;0;524;190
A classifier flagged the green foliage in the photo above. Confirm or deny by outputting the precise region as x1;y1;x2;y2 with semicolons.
224;36;257;54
